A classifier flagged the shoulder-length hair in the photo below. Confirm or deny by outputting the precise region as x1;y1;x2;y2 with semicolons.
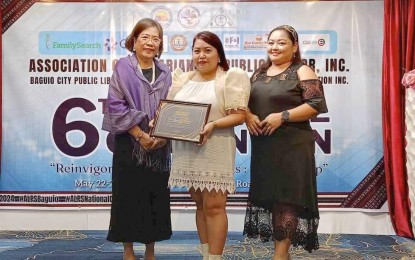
192;31;229;71
124;18;164;58
257;25;302;73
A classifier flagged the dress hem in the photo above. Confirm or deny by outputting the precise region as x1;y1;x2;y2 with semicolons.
107;232;172;244
169;179;235;194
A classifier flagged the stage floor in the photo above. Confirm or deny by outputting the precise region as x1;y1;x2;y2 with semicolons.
0;231;414;259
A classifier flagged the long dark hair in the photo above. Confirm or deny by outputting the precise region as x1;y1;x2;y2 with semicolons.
192;31;229;71
124;18;164;58
257;25;302;73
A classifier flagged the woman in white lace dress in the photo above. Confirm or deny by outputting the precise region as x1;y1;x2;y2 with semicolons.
167;31;250;259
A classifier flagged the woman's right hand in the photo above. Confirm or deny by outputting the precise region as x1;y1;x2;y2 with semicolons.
138;133;155;151
246;112;263;136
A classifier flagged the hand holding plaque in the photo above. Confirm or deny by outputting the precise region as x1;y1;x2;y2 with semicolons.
150;100;211;143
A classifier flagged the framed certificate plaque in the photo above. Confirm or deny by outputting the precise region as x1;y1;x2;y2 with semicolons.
150;99;211;143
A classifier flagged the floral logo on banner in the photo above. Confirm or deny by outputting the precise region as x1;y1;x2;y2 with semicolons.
178;6;200;29
402;69;415;90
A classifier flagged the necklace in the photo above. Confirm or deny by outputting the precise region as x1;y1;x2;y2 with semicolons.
137;60;155;84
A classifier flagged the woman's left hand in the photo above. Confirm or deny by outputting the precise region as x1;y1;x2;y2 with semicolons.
261;113;282;136
150;137;167;150
199;121;216;145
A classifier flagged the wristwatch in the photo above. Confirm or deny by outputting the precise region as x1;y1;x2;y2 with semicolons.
281;110;290;123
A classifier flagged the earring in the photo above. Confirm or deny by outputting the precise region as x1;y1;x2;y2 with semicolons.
218;59;221;64
133;47;136;52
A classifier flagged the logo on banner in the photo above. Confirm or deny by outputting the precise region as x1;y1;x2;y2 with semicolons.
301;33;330;51
45;33;52;49
151;6;173;28
299;31;337;54
243;33;268;51
170;35;187;52
39;31;128;55
104;37;118;52
178;6;201;29
208;8;235;28
223;34;240;51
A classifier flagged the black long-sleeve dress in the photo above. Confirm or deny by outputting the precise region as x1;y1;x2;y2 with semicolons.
103;56;172;244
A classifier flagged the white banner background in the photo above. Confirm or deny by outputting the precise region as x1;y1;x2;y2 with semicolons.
1;1;384;209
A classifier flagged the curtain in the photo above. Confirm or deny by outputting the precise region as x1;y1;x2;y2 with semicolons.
382;0;415;238
0;7;2;166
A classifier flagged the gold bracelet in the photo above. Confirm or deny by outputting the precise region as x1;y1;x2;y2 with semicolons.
135;131;144;142
212;121;218;129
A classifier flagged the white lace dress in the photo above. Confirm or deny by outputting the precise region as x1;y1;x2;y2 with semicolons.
168;80;236;193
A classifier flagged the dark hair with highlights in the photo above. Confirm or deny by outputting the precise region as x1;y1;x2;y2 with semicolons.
124;18;164;58
192;31;229;71
257;25;302;73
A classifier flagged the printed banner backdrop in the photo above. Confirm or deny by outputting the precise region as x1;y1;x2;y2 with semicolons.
0;1;385;209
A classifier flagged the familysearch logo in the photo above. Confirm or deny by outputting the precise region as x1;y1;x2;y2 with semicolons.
45;33;51;49
39;31;128;55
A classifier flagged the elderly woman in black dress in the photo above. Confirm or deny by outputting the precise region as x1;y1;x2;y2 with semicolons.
102;18;172;260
